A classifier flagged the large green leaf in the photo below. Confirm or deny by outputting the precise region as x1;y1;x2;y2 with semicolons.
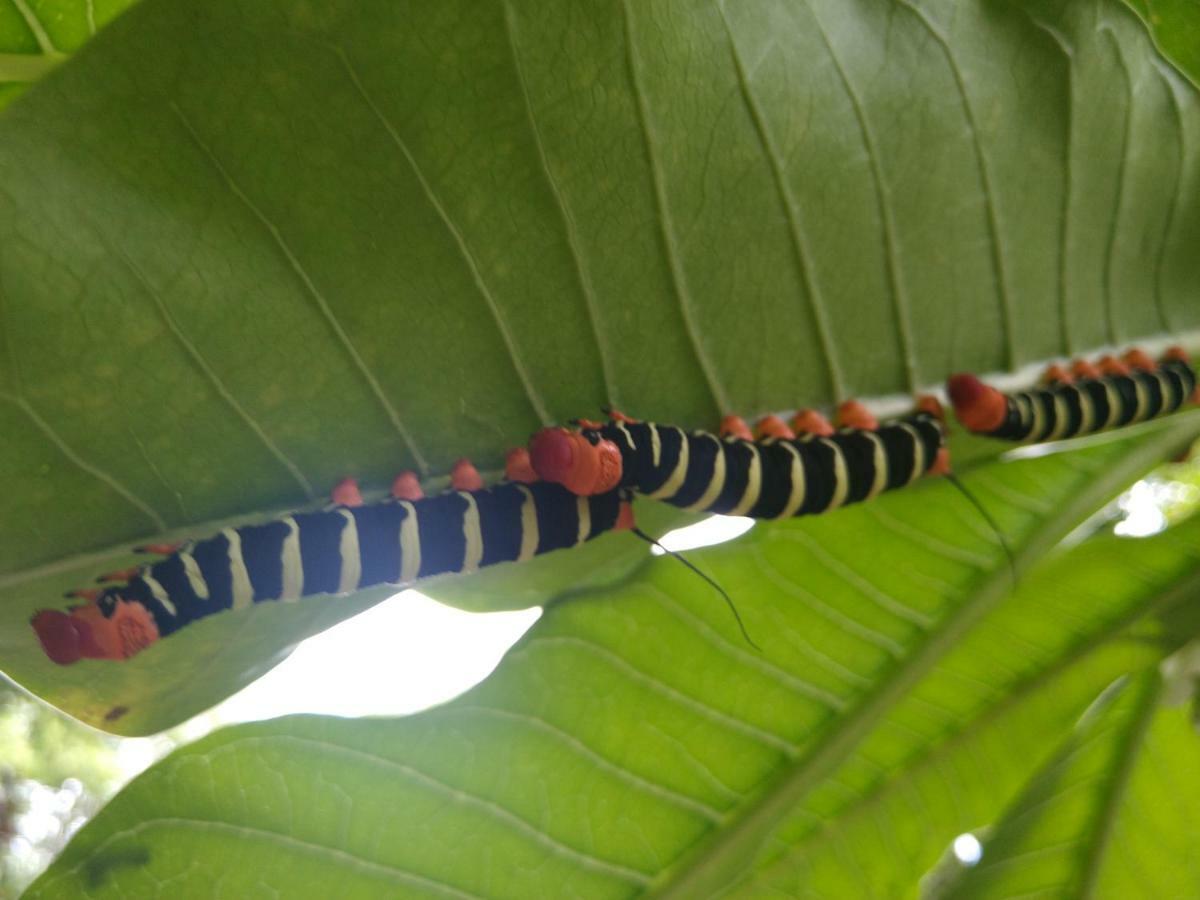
27;421;1200;898
934;667;1200;899
2;0;1200;731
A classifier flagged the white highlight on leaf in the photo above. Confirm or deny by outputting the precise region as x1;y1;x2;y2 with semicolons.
649;515;755;556
953;832;983;866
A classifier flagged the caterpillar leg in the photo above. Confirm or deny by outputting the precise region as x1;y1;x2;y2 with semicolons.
331;477;364;507
133;542;184;556
602;407;638;424
1122;348;1155;372
754;415;795;440
834;400;878;431
504;447;539;483
450;459;484;492
1098;355;1130;376
390;471;424;500
95;567;139;584
719;415;753;441
1042;364;1073;385
789;409;834;436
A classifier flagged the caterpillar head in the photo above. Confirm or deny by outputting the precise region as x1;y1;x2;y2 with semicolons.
528;427;624;495
31;595;159;665
947;373;1007;432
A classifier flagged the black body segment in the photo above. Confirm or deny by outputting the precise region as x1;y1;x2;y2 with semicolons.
100;482;623;636
592;413;944;519
985;360;1195;442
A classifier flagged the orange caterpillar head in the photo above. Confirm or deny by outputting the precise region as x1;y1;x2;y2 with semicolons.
528;427;624;495
946;373;1008;432
31;597;159;665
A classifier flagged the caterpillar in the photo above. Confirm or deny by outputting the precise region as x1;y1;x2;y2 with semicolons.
523;399;948;518
32;461;629;665
948;347;1198;443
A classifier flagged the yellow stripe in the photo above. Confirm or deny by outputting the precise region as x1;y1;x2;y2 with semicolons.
648;428;690;500
821;439;850;510
614;421;636;449
685;434;726;512
1101;380;1122;429
141;572;176;616
1045;392;1070;441
1130;375;1150;423
1076;386;1096;434
336;509;361;594
728;442;763;516
650;425;662;468
516;486;539;562
279;516;304;601
576;495;591;544
775;442;807;518
222;528;254;611
179;551;209;600
863;432;888;500
398;501;421;583
1027;393;1046;442
460;493;484;574
897;423;924;484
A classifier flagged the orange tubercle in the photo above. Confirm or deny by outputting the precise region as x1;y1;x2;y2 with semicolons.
1122;348;1155;372
615;500;636;531
95;567;139;585
133;542;184;556
1071;358;1102;379
719;415;753;441
504;447;538;483
390;471;424;501
1097;355;1130;376
754;415;795;440
1042;364;1073;385
1163;346;1190;364
835;400;878;431
915;394;946;422
946;373;1008;433
604;408;638;424
450;458;484;492
790;409;834;437
332;477;364;507
929;446;952;476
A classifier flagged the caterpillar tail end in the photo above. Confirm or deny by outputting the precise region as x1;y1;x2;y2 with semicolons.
947;374;1008;433
529;427;623;495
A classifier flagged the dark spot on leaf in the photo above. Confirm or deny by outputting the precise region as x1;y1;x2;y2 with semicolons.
104;705;129;722
81;845;151;888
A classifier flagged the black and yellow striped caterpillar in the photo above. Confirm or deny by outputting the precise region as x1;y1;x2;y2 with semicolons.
525;401;948;518
32;464;627;666
948;347;1198;443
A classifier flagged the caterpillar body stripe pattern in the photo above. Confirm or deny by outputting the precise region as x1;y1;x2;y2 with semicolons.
530;409;946;518
34;478;625;665
948;349;1197;443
